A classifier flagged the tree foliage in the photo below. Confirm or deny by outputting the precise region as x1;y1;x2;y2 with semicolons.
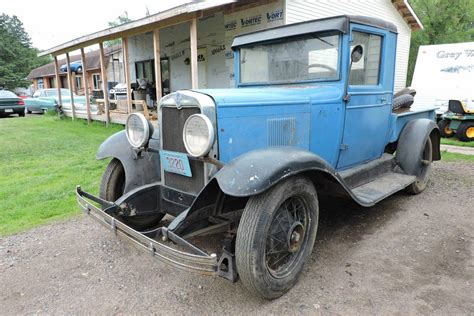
0;14;51;89
407;0;474;85
104;12;132;47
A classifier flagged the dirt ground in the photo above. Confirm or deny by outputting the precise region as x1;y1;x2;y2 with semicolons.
1;161;473;314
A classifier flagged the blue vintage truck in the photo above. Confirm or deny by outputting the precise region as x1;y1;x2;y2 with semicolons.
77;15;440;299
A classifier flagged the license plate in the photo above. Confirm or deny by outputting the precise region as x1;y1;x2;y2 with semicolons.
160;150;192;177
4;109;13;113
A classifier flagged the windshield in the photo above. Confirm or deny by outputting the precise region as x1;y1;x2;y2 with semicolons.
0;90;17;98
240;33;340;84
44;89;73;97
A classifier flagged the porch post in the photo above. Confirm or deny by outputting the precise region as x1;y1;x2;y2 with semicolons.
65;52;76;120
190;17;198;89
122;37;132;114
99;42;110;126
153;29;162;104
80;48;91;123
53;55;62;107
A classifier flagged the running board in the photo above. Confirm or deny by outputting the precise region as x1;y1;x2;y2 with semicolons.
351;172;416;205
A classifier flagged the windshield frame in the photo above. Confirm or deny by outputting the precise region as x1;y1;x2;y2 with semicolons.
237;31;342;87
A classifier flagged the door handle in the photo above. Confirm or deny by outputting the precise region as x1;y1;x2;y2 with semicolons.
379;97;387;103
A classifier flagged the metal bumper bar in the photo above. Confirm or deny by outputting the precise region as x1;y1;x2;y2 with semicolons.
76;186;218;275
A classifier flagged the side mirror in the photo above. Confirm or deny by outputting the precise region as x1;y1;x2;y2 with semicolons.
351;45;364;63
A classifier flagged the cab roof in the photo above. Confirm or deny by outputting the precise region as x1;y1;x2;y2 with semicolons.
232;15;397;49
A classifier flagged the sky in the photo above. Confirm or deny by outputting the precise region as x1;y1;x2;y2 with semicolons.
1;0;190;51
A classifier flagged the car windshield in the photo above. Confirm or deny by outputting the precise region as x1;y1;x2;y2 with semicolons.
44;89;74;97
0;90;17;98
240;33;340;84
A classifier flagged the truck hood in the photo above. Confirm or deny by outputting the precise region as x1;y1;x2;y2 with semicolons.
196;85;343;107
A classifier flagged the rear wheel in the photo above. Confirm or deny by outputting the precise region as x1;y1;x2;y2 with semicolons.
18;111;25;117
100;158;164;230
236;176;319;299
438;119;454;138
456;122;474;142
406;137;433;194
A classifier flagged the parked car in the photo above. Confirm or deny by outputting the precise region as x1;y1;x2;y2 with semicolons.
0;89;25;117
76;16;441;299
24;88;87;113
59;61;82;73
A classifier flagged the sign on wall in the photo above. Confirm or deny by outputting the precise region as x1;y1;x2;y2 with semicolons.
224;1;285;86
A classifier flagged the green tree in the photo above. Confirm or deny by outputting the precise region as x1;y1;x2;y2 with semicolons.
407;0;474;85
104;12;132;47
0;14;50;89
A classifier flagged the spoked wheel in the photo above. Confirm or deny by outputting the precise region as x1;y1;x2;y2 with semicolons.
406;137;433;194
100;158;164;230
265;196;309;278
236;176;319;299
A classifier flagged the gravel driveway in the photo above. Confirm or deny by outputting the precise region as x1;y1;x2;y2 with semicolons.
1;161;473;314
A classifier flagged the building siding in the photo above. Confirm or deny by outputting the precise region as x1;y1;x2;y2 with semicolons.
285;0;411;92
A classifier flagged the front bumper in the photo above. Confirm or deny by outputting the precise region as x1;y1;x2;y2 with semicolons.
76;186;218;275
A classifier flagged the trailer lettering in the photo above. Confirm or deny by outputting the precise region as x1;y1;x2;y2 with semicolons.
437;50;462;60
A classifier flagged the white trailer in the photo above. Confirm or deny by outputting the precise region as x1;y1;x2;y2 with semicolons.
411;42;474;117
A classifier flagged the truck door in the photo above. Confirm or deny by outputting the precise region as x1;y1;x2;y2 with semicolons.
336;25;395;170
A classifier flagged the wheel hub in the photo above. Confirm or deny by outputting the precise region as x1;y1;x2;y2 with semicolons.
287;221;304;253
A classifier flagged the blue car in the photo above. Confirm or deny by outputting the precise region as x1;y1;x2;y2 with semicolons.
59;60;82;73
77;15;441;299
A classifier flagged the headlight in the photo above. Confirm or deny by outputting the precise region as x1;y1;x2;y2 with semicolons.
125;113;151;148
183;114;214;157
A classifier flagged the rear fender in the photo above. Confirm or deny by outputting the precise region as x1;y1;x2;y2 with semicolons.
396;119;441;176
97;130;161;192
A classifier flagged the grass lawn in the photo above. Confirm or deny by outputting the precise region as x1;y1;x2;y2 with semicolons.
441;150;474;162
441;138;474;148
0;115;123;236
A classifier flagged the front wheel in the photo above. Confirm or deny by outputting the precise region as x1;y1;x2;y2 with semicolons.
438;119;454;138
236;176;319;299
100;159;164;230
406;137;433;194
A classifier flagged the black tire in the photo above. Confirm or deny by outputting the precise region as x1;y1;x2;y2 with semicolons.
76;66;82;73
394;87;416;98
393;94;414;111
406;137;432;194
438;119;454;138
27;110;32;114
456;121;474;142
236;176;319;299
100;159;164;230
18;111;25;117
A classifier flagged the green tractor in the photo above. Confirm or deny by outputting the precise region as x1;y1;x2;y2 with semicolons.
438;100;474;142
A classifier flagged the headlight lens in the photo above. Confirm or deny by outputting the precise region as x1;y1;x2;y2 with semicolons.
183;114;214;157
125;113;151;148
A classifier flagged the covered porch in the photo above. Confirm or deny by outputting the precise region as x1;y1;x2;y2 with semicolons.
40;0;283;125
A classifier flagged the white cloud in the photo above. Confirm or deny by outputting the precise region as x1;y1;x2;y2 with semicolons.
1;0;189;50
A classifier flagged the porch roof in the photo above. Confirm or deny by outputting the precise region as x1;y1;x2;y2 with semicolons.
38;0;235;57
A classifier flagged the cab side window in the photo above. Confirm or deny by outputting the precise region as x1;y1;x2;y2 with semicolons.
349;31;382;85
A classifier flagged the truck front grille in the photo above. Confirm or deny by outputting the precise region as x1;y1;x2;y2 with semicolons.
161;106;205;195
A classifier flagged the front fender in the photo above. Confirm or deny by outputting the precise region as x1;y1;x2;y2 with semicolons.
97;130;161;192
214;147;337;197
169;147;359;233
